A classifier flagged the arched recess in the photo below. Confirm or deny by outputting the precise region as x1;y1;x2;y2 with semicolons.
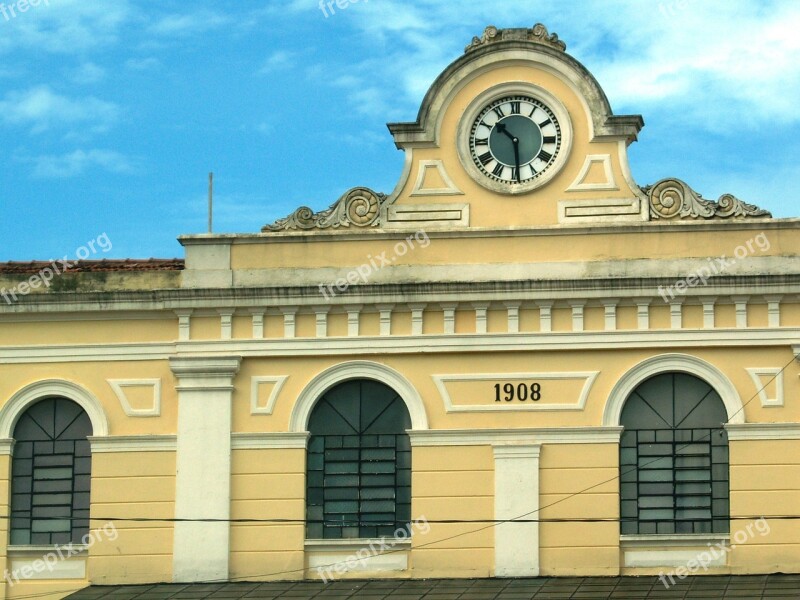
603;354;745;427
289;361;428;432
0;379;110;439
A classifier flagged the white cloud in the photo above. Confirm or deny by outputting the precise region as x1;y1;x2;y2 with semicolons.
0;86;120;134
27;149;135;178
312;0;800;131
583;1;800;127
543;2;800;126
258;50;296;74
125;57;161;71
0;0;132;55
70;62;106;85
148;10;231;37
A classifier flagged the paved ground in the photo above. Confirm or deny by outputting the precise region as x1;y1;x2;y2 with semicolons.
65;575;800;599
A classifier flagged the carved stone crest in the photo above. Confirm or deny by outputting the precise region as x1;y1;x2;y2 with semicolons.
465;23;567;53
644;178;771;220
262;187;387;232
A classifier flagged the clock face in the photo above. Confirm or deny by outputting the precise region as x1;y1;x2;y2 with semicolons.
468;95;562;185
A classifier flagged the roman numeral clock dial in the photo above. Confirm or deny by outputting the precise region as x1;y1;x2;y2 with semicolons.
465;94;564;193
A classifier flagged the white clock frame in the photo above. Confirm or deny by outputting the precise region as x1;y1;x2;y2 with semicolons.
456;81;573;195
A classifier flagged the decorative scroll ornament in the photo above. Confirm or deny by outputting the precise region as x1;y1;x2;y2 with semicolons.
262;187;386;232
643;178;772;220
465;23;567;54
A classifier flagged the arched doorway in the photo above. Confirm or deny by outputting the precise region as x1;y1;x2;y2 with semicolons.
305;379;411;540
619;372;729;535
10;397;93;545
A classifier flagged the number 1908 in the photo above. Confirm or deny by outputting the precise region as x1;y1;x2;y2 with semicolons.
494;382;541;402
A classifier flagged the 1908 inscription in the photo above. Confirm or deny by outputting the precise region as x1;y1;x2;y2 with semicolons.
494;382;541;402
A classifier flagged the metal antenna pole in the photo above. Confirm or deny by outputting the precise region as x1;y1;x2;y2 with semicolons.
208;172;213;233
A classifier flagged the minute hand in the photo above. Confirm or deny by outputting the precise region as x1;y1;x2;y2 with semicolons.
495;123;521;182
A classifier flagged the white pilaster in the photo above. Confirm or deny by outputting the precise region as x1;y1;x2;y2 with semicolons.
347;305;362;337
473;303;489;334
602;299;618;331
170;356;241;583
734;296;749;329
250;310;265;339
410;304;426;336
313;306;330;338
701;297;716;329
175;310;192;341
218;309;234;341
537;302;552;333
281;307;298;338
440;303;457;335
765;296;781;328
504;303;520;334
669;300;683;329
378;304;394;336
636;300;650;330
493;444;541;577
569;302;584;332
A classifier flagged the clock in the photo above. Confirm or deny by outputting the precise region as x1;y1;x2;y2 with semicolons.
457;86;571;194
470;95;561;184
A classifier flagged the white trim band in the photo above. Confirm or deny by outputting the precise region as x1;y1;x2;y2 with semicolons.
725;423;800;440
89;435;177;453
409;427;623;446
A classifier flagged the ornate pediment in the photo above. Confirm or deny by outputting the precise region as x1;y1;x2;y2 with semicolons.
644;178;772;220
465;23;567;54
262;187;387;232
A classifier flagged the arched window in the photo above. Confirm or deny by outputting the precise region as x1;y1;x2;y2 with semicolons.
620;372;729;535
306;379;411;539
10;398;93;545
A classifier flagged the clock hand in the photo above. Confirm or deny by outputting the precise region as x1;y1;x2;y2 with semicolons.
494;122;518;144
496;122;521;181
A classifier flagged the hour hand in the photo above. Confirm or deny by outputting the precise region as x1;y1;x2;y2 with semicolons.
495;122;518;143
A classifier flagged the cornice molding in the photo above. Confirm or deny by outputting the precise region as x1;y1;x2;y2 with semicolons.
184;218;800;246
1;273;798;314
0;329;797;364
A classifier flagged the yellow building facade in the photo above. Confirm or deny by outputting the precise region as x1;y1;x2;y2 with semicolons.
0;24;798;599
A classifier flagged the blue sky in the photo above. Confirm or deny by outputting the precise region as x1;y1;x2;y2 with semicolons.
1;0;798;261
